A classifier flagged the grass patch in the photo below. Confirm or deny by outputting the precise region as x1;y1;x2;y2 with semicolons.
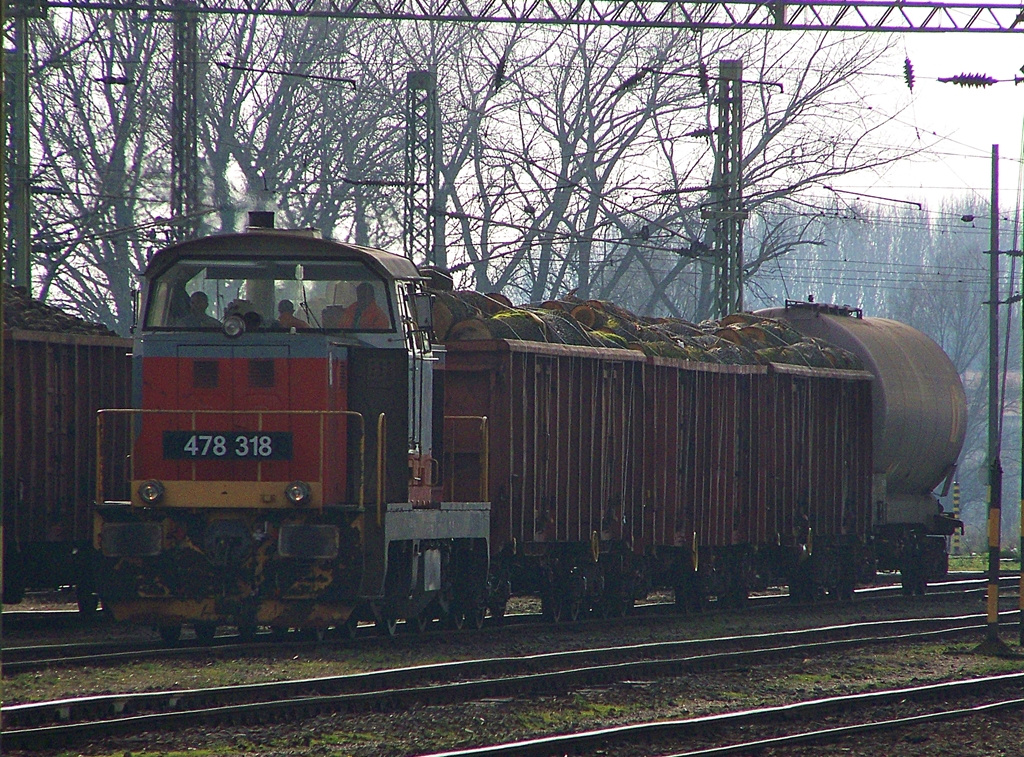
949;554;1021;572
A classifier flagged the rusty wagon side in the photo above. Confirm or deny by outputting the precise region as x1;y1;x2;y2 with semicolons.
2;328;132;606
441;338;873;617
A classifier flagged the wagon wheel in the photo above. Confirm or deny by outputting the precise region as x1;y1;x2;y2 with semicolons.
414;610;433;634
158;624;182;645
270;626;291;641
343;615;360;640
488;599;507;626
542;592;564;624
309;627;326;643
470;605;486;631
194;622;217;645
77;591;99;616
445;608;467;630
376;614;398;638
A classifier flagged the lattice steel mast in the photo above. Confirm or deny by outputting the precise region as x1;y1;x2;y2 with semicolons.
170;0;200;241
41;1;1024;32
404;70;444;269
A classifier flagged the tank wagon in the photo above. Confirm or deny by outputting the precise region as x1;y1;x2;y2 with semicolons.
759;301;967;593
91;220;963;640
2;289;132;608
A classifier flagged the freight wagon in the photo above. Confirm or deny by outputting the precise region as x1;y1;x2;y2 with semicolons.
440;339;875;621
2;326;132;607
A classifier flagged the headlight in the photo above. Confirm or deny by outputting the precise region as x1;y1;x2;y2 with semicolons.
223;314;246;338
138;479;165;504
285;480;312;506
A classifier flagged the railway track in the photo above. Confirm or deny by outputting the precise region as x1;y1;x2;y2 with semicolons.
420;675;1024;756
3;573;1018;675
4;611;1020;750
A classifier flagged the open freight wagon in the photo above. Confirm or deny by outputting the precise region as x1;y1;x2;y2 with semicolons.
441;338;874;618
2;328;132;607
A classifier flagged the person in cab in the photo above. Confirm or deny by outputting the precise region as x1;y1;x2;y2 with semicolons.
339;282;389;330
277;299;310;330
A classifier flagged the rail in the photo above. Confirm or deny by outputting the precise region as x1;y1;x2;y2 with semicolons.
95;408;366;509
443;415;489;501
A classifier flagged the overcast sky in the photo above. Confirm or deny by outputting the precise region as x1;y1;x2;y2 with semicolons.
845;32;1024;213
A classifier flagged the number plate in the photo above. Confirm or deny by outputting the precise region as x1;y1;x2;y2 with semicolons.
163;431;293;460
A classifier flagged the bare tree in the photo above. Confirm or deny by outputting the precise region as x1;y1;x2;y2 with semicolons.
30;8;170;333
25;13;921;330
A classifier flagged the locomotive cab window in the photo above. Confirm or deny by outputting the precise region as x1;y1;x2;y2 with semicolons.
144;258;395;333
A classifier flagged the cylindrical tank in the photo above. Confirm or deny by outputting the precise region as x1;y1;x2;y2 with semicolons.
757;303;966;525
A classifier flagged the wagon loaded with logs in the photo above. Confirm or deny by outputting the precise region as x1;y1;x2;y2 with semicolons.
430;288;863;370
2;284;131;608
435;288;882;617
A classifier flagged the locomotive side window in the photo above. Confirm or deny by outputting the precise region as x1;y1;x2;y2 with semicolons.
144;258;395;332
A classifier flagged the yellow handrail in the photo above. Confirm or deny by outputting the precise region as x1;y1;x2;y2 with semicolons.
95;408;366;509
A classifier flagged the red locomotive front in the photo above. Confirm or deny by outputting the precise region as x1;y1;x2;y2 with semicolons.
93;221;490;642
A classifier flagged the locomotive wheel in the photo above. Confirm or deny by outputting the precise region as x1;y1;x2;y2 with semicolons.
77;591;99;616
194;622;217;645
158;625;182;645
901;573;927;596
238;623;258;642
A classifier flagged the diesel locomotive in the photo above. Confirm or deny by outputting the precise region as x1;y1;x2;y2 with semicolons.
92;217;967;640
93;217;491;641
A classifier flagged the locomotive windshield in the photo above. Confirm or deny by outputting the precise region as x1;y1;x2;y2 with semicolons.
144;258;394;332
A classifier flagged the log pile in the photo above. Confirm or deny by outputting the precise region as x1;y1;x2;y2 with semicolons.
431;290;863;370
2;283;119;336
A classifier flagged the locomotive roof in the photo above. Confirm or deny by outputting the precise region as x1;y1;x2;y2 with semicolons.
144;230;423;282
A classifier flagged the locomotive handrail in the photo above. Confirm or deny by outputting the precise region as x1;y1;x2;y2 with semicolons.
443;415;489;501
95;408;366;510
